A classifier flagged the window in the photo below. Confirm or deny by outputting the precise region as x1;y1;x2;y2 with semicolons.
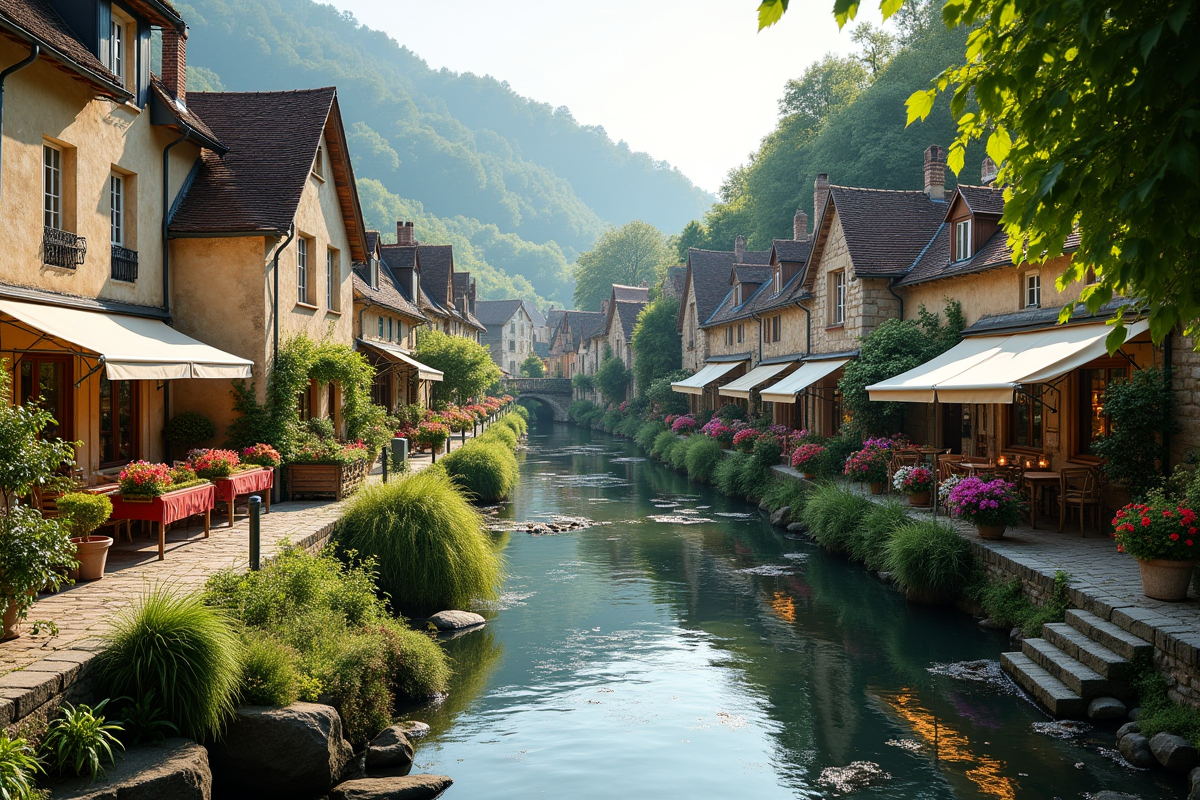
297;238;309;304
954;219;973;261
771;315;781;343
737;324;744;344
1085;266;1099;286
43;144;62;230
312;145;324;179
369;256;379;289
735;284;742;305
773;268;781;294
508;339;516;352
1008;385;1044;450
109;174;124;245
387;317;393;341
325;248;338;310
725;326;733;346
17;355;72;440
297;380;314;422
378;315;384;338
509;360;517;374
1025;272;1041;308
832;271;846;324
1078;366;1129;454
109;18;125;84
99;376;136;466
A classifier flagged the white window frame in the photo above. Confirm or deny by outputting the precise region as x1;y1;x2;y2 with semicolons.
1025;271;1042;308
326;248;335;309
955;219;973;261
297;238;309;304
832;271;846;324
109;173;124;246
110;18;125;85
774;269;780;294
43;144;62;230
735;284;742;305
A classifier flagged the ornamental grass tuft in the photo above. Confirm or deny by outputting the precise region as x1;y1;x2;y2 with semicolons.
636;421;665;451
668;436;691;471
714;452;752;498
441;440;519;502
800;483;872;555
851;499;911;571
498;413;527;438
480;423;518;450
760;478;812;514
885;520;977;600
651;430;677;461
685;435;723;483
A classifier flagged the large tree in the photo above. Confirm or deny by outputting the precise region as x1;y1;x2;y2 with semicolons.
573;221;673;311
415;330;502;407
631;296;682;394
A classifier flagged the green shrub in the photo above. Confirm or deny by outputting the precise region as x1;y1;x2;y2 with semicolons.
498;413;527;438
636;421;665;450
852;500;910;571
0;733;41;799
601;409;622;433
714;452;752;497
97;589;242;741
165;410;216;451
306;416;337;441
615;414;642;438
480;424;518;450
822;432;861;476
800;484;873;555
442;441;519;502
239;633;301;707
760;478;812;514
685;436;723;483
885;520;977;599
651;430;677;460
668;436;691;471
511;404;529;420
973;570;1072;638
1134;659;1200;746
568;399;596;422
40;700;123;780
55;492;112;538
337;471;503;614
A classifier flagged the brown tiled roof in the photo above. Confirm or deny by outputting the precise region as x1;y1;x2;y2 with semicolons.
352;260;424;320
149;78;225;152
812;186;948;279
740;249;773;266
611;284;650;304
551;310;603;354
772;239;812;264
956;185;1005;216
734;266;772;286
420;287;450;319
0;0;126;97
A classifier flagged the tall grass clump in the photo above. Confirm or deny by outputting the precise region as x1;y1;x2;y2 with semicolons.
239;633;301;707
972;570;1071;638
480;423;518;450
651;430;677;460
800;484;872;555
442;440;519;502
714;452;752;497
851;500;911;570
685;435;723;483
636;421;665;451
668;436;691;471
760;478;812;514
885;520;977;600
96;589;242;740
337;470;503;614
511;404;530;421
498;413;527;437
615;414;642;438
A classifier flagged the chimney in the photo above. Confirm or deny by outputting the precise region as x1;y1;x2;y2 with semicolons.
813;173;830;222
469;279;476;315
161;25;188;105
923;145;946;201
396;221;414;246
734;235;746;262
981;156;999;186
601;299;610;317
793;209;809;241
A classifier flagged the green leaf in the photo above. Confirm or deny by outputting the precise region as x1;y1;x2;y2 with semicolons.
831;0;858;28
879;0;903;19
905;89;936;126
1105;324;1128;355
758;0;789;30
947;143;966;175
986;128;1012;165
1149;306;1178;344
1140;21;1164;61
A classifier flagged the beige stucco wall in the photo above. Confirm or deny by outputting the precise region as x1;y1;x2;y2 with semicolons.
899;254;1077;328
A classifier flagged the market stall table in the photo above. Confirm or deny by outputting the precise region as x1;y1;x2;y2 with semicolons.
108;483;215;560
212;468;274;527
1022;471;1061;529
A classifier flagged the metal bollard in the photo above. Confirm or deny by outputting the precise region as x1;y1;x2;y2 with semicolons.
391;436;408;472
248;495;262;571
381;447;389;483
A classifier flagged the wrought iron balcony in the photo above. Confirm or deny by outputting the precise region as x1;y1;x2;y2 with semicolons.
111;244;138;282
43;227;86;269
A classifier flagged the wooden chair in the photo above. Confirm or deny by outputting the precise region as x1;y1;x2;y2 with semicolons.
887;451;921;493
936;453;962;482
1059;467;1103;536
33;486;131;543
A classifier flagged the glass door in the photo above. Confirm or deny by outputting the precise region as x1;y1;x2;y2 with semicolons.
17;355;73;440
99;376;137;467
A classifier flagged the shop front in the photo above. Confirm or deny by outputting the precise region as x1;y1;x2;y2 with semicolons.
356;339;444;411
671;357;749;414
717;358;798;417
760;356;851;436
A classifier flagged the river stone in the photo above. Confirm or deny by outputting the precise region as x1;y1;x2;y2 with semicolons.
1088;697;1128;721
366;726;415;771
786;522;807;533
1128;706;1142;721
395;721;431;740
977;618;1003;630
427;610;486;631
1118;733;1156;769
207;702;353;798
1190;767;1200;800
51;738;211;799
758;498;771;512
1150;732;1199;772
331;774;453;800
1092;793;1142;800
769;506;791;527
1116;722;1141;741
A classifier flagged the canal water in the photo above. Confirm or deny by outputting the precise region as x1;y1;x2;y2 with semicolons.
409;421;1177;799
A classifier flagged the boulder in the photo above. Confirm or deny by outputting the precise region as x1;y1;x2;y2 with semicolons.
1128;706;1142;721
1118;733;1156;769
207;703;353;798
1189;767;1200;800
1116;722;1140;741
1088;697;1128;721
769;506;791;527
1150;732;1200;772
427;610;486;631
977;618;1003;630
395;721;431;741
758;498;771;512
366;726;415;771
786;522;807;533
51;738;211;800
331;775;454;800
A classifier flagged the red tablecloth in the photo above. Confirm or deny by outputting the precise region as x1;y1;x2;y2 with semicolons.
110;483;216;525
212;468;274;502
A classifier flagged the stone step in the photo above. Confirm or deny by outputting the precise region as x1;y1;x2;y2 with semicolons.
1021;638;1111;699
1001;651;1086;719
1042;622;1132;681
1065;609;1154;661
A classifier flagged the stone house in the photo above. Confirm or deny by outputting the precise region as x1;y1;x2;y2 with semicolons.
385;222;484;344
548;310;603;379
601;284;648;397
476;299;535;376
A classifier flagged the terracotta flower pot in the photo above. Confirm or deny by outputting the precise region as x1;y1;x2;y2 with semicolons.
1137;558;1198;602
1;599;20;641
802;472;815;480
72;536;114;581
908;491;931;507
869;482;884;495
976;524;1006;540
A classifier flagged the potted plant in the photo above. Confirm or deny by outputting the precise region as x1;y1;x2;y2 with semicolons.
117;461;173;500
1113;494;1199;601
0;506;77;639
415;421;450;462
893;465;935;507
791;443;826;479
946;476;1022;539
56;492;114;581
189;449;241;479
844;441;892;494
671;415;697;436
241;443;282;469
732;428;761;453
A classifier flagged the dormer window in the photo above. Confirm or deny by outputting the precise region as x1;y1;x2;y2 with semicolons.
110;18;125;84
735;284;742;305
773;268;780;294
312;145;325;179
954;219;973;261
369;256;379;290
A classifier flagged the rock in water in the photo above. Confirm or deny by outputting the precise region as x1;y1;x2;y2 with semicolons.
427;610;486;631
1128;706;1142;721
758;498;771;512
1088;697;1128;721
395;721;431;740
786;522;807;533
1118;733;1156;769
977;618;1003;630
769;506;792;527
51;738;211;800
1150;732;1200;772
1116;722;1140;741
1189;766;1200;800
366;726;415;771
207;703;354;798
331;775;454;800
1092;793;1142;800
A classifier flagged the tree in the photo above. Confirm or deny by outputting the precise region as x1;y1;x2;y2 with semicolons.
778;54;870;128
520;354;545;378
631;297;682;394
851;23;896;75
594;357;631;405
573;221;673;311
415;329;502;407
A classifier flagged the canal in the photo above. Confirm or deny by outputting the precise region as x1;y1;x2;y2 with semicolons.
410;421;1175;799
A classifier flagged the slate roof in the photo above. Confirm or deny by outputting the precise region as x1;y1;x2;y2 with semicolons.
419;288;449;319
740;249;773;266
547;308;566;335
734;266;772;286
474;299;524;327
0;0;127;97
351;261;424;321
811;186;948;279
612;300;646;343
417;245;453;306
579;311;608;343
522;300;546;328
682;249;738;331
552;310;605;353
772;239;812;264
149;78;224;152
611;285;650;304
964;298;1134;336
380;243;416;270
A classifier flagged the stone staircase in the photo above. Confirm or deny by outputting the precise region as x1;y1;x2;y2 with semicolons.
1001;609;1154;718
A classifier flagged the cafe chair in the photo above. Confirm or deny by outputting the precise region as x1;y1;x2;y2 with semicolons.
887;451;921;493
1059;467;1102;536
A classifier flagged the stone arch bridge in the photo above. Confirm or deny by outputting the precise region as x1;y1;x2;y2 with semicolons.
505;378;572;421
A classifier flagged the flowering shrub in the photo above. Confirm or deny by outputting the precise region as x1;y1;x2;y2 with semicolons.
190;449;241;479
443;408;473;432
732;428;761;452
242;443;282;468
169;463;197;486
415;421;450;450
619;400;629;412
844;443;892;485
290;439;372;465
119;461;172;497
700;418;733;447
664;415;678;430
893;465;935;494
938;474;963;504
791;443;826;472
947;477;1022;528
671;415;697;434
1112;493;1199;560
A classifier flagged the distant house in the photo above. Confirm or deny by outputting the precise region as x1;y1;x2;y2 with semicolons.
603;284;649;396
548;310;604;379
476;299;535;376
385;222;485;343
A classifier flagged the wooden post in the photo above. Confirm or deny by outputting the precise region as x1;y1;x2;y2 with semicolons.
158;521;165;561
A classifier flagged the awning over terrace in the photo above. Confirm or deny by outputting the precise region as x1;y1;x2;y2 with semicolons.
759;358;850;404
0;299;252;380
356;339;444;381
718;361;795;399
866;320;1149;404
671;360;747;395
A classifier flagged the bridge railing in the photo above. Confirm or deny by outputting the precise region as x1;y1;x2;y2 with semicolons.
505;378;572;393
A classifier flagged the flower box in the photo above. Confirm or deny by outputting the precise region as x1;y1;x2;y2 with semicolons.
287;460;368;500
109;482;215;561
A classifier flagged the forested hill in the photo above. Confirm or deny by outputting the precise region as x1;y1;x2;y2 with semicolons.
173;0;714;307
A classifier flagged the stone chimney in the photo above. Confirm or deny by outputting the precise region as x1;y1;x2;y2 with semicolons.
923;145;946;201
396;221;414;246
161;25;188;105
813;173;830;222
468;279;476;315
600;299;610;317
793;209;809;241
734;235;746;262
981;156;999;186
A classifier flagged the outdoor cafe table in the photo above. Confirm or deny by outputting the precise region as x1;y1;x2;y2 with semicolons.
1022;471;1061;529
212;467;274;528
108;483;215;560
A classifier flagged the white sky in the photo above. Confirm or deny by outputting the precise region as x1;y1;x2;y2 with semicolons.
327;0;882;195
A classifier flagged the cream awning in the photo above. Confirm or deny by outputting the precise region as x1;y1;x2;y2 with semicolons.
867;320;1149;404
718;361;795;399
0;300;252;380
671;360;746;395
760;358;849;404
356;339;443;382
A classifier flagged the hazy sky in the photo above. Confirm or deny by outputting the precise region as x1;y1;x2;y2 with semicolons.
327;0;883;195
